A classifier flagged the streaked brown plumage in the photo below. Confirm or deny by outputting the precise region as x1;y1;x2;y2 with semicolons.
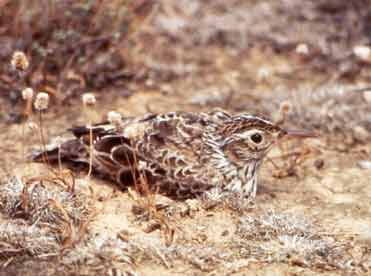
33;110;296;199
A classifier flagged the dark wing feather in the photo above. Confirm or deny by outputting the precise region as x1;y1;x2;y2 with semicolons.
68;122;110;137
31;139;87;162
111;144;136;165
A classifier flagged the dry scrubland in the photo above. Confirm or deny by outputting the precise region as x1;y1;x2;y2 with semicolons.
0;1;371;275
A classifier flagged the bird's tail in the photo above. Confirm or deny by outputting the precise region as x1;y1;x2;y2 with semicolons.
31;138;88;164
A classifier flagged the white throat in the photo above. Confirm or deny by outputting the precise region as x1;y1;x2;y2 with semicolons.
225;160;261;198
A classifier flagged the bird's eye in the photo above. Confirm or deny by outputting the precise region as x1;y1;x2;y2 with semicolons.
250;133;263;144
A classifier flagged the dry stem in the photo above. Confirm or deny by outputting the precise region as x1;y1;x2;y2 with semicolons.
37;111;50;167
87;123;93;178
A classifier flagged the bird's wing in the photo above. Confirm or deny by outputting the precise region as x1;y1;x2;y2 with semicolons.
33;110;230;198
134;112;212;196
92;111;223;197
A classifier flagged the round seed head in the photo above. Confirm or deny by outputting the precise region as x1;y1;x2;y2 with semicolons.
353;45;371;62
107;111;122;126
274;101;292;124
82;93;96;107
295;43;309;55
257;67;270;81
34;92;49;111
22;87;34;100
280;101;292;115
11;51;29;72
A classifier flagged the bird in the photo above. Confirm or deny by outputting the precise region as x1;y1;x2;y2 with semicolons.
32;110;314;199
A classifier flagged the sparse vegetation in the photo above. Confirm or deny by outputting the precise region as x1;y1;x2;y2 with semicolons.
0;1;371;275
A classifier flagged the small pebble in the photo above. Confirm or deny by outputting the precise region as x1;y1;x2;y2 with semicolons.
358;160;371;170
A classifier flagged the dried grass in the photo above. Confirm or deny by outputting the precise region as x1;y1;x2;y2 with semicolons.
232;210;360;272
237;210;315;240
0;219;59;259
0;175;139;274
0;175;95;265
230;83;371;145
0;0;156;104
152;1;370;59
288;84;371;144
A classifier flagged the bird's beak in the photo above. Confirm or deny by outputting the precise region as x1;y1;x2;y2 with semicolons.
279;129;318;139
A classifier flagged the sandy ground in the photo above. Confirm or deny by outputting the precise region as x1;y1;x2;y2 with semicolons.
1;1;371;275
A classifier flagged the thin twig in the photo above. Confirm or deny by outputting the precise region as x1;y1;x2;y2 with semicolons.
87;123;93;178
38;111;50;167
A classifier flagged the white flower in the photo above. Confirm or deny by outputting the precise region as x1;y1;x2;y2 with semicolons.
11;51;29;71
82;93;96;106
295;43;309;55
34;92;49;111
257;67;270;81
22;87;34;100
353;45;371;62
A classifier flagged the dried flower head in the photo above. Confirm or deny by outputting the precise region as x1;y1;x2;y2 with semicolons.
353;45;371;62
82;93;96;107
257;67;270;82
295;43;309;55
34;92;49;111
22;87;34;100
275;101;292;124
280;101;292;115
11;51;29;71
27;121;39;132
107;111;122;126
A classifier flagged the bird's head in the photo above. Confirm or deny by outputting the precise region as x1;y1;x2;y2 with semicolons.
216;114;316;198
220;114;316;168
220;115;283;167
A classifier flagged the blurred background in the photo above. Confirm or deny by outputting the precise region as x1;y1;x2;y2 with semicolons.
1;0;370;138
